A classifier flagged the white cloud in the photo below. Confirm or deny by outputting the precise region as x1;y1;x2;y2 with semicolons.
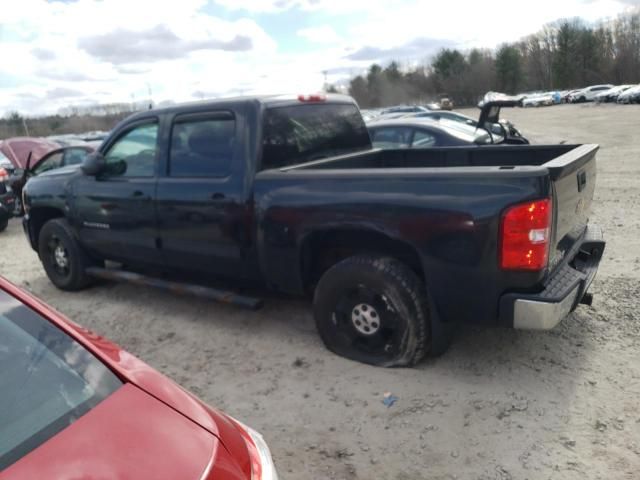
0;0;278;115
297;25;342;44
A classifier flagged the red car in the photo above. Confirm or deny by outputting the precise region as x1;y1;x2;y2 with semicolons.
0;137;61;170
0;276;278;480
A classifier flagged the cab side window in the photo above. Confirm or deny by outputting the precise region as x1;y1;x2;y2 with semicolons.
104;123;158;178
169;115;235;177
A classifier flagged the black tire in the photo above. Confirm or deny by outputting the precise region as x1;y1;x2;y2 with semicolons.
313;255;430;367
38;218;95;291
0;218;7;232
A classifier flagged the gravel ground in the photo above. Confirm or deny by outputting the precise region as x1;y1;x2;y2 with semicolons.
1;103;639;479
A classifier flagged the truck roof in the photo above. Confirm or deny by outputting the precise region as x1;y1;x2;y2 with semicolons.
125;93;357;122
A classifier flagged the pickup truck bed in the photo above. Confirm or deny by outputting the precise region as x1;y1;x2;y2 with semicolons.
255;143;601;330
21;95;605;367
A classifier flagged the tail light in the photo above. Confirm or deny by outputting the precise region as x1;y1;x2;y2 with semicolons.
225;416;278;480
500;198;552;271
0;168;8;181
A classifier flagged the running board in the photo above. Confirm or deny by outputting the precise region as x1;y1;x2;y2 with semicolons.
85;267;264;310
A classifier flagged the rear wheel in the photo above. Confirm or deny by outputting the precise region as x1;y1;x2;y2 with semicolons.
38;218;96;291
313;255;430;367
0;218;7;232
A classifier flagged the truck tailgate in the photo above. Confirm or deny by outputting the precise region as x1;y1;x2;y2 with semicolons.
545;144;599;271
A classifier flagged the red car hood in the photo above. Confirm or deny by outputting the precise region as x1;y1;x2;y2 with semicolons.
0;384;217;480
0;279;253;480
0;137;60;169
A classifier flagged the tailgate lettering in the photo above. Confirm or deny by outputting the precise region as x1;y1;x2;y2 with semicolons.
577;170;587;192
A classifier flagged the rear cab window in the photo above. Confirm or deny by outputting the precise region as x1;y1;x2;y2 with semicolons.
0;290;122;470
260;103;371;171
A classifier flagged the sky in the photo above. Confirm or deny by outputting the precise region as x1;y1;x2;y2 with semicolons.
0;0;638;115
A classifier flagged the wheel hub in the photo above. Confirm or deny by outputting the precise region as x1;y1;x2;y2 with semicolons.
351;303;380;335
54;245;68;268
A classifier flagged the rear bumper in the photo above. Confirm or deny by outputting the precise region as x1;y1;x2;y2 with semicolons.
499;224;605;330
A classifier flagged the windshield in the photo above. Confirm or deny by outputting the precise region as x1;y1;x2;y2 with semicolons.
0;290;122;470
261;103;371;170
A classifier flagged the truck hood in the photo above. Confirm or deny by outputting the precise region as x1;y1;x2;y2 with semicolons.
0;383;218;480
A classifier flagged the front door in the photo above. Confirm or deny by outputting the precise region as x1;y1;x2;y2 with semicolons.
74;121;161;265
156;111;250;277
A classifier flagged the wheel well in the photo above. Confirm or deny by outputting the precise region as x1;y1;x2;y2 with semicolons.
301;229;424;291
29;207;65;246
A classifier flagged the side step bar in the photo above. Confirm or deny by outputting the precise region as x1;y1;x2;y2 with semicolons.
85;267;264;310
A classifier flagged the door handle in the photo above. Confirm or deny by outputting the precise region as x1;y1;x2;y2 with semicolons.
132;190;145;197
211;193;225;200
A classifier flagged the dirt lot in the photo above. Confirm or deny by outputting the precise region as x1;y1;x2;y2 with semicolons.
1;103;639;479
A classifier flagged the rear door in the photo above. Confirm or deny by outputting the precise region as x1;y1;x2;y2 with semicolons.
74;120;161;264
156;110;251;277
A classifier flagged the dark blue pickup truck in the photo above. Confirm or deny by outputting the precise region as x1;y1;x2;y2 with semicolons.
22;94;605;366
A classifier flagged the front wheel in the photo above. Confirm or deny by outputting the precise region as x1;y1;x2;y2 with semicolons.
313;255;430;367
38;218;96;291
0;218;7;232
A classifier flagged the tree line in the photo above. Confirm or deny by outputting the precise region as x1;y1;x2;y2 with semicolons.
0;101;153;139
347;9;640;108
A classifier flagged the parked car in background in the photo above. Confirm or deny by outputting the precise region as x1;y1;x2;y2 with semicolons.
9;145;95;215
0;137;60;170
617;85;640;104
569;84;614;103
594;85;634;103
80;130;109;143
559;90;576;103
47;134;89;147
0;151;16;176
0;182;16;232
368;118;495;148
360;109;382;122
439;96;453;110
379;105;430;116
0;275;278;479
523;92;554;107
404;110;477;126
402;102;527;143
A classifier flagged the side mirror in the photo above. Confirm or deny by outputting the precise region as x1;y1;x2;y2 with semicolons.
81;152;106;176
